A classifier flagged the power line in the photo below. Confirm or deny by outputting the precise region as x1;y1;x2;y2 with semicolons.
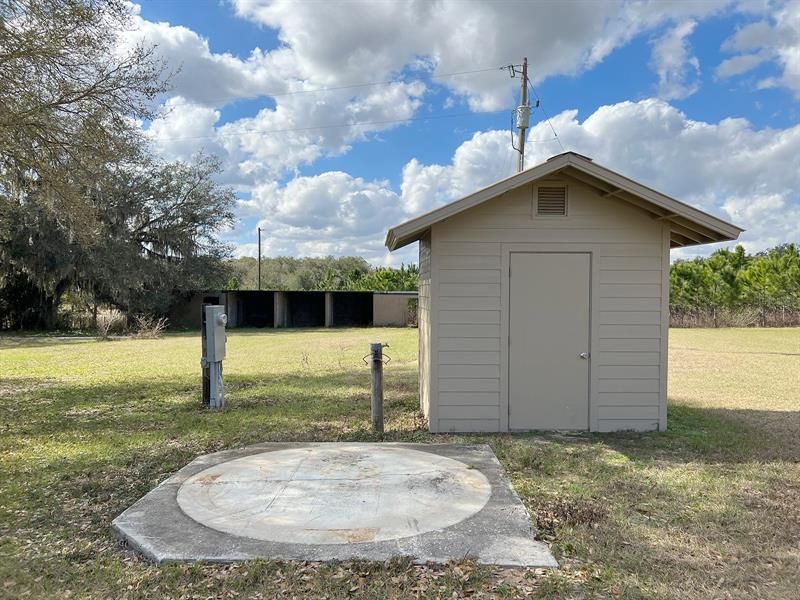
268;66;505;97
162;66;508;110
527;80;565;152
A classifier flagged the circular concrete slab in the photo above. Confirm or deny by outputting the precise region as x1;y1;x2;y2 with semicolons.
176;444;492;545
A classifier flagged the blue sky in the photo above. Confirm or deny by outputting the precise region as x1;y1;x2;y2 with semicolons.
126;0;800;264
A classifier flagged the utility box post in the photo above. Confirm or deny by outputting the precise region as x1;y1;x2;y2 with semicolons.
370;342;385;435
201;304;227;409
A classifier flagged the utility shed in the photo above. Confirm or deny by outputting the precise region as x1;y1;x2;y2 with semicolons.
386;152;743;433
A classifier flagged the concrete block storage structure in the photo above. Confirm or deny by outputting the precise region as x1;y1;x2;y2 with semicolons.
373;292;417;326
168;290;416;329
385;152;743;433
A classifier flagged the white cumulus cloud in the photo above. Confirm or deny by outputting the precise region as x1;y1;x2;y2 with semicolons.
400;130;517;215
651;20;702;99
239;171;407;263
145;80;426;188
231;0;732;111
715;1;800;96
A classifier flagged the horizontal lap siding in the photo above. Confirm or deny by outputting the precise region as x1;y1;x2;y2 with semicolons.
439;311;500;324
597;297;661;311
599;284;661;298
598;392;660;406
598;379;660;393
439;283;500;296
439;404;499;419
439;364;500;378
430;179;665;433
439;351;499;365
434;236;502;430
597;366;660;379
598;311;661;325
438;255;502;269
598;256;662;270
439;337;500;351
439;419;500;432
439;296;501;310
439;323;500;337
442;228;657;244
597;338;661;352
439;269;501;283
597;418;658;432
440;392;500;406
597;239;664;432
598;325;660;338
439;378;499;392
597;352;660;365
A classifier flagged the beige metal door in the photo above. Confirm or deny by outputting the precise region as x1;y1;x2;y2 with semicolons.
509;252;590;430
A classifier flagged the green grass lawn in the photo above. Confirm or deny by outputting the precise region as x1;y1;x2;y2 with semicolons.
1;328;798;599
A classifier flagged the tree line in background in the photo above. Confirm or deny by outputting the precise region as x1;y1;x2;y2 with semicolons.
225;256;419;292
670;244;800;327
0;0;235;329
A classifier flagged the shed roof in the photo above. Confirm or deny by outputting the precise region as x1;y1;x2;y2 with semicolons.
385;152;744;250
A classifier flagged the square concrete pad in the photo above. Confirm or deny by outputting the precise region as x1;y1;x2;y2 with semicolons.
112;442;557;568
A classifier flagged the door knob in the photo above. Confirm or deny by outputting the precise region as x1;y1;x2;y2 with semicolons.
579;352;590;359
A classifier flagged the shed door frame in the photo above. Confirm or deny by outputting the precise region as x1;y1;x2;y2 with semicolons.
507;251;591;430
499;243;600;432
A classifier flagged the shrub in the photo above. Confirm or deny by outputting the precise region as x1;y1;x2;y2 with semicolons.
95;310;127;341
131;315;169;339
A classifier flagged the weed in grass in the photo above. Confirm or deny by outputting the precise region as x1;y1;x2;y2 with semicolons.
530;496;608;539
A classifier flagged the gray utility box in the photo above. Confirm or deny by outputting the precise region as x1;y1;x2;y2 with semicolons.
204;305;227;362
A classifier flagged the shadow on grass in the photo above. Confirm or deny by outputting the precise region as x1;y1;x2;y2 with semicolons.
0;332;213;350
0;335;103;349
584;403;800;464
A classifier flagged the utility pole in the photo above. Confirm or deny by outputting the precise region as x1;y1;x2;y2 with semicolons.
516;57;530;172
257;226;262;290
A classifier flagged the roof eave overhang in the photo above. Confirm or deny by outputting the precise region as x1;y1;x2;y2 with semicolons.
560;159;744;246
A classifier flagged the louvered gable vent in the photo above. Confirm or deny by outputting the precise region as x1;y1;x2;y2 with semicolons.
537;186;567;216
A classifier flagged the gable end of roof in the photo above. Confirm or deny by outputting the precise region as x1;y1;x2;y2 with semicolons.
385;152;743;251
